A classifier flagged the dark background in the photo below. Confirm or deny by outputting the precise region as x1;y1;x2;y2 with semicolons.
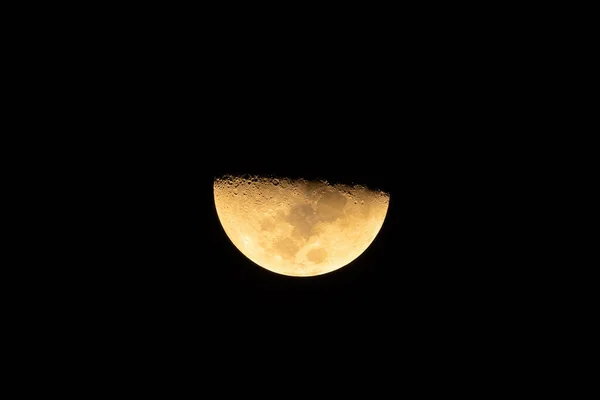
115;124;502;350
59;21;526;376
96;46;507;355
18;6;558;390
103;130;516;382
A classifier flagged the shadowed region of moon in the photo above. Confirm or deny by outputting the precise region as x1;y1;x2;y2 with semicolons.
307;247;327;264
274;237;300;259
213;174;390;277
316;190;347;221
288;203;318;239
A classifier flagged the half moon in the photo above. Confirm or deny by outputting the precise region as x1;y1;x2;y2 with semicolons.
213;175;390;277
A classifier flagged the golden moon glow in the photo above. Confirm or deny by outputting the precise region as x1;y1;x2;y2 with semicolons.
213;175;390;277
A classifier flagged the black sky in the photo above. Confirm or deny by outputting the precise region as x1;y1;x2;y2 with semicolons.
92;34;514;368
128;134;492;338
27;8;544;388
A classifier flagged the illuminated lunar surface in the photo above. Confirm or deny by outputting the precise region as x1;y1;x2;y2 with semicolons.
213;175;390;277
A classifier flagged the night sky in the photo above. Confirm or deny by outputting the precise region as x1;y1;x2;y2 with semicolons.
127;136;494;343
64;80;523;390
96;43;512;370
36;11;536;388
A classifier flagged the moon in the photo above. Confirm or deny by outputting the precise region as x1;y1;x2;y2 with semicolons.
213;175;390;277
